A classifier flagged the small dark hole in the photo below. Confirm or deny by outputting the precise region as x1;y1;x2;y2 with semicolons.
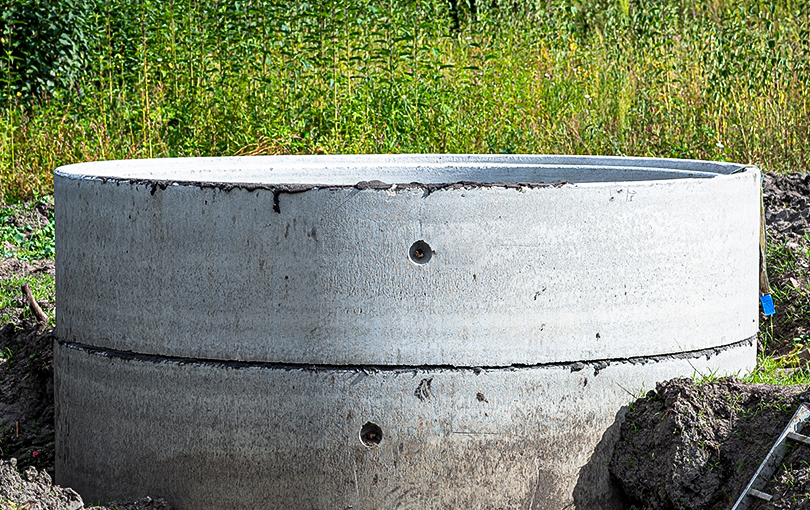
409;241;432;265
360;422;383;447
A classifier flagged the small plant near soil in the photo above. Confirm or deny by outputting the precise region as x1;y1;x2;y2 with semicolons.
0;198;54;261
692;366;726;384
786;470;796;488
724;392;745;412
0;274;54;327
0;499;25;510
746;356;810;386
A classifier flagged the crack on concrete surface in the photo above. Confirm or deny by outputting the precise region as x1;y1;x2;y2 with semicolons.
64;174;569;214
55;335;754;374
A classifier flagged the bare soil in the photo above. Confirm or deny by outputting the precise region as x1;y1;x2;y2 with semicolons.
610;378;810;509
1;172;809;509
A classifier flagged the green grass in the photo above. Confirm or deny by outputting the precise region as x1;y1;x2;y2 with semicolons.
745;356;810;385
0;198;54;260
1;0;810;201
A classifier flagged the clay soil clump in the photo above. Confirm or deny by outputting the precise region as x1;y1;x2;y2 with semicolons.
610;378;810;509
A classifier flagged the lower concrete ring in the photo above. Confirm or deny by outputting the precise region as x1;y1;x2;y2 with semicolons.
55;336;755;510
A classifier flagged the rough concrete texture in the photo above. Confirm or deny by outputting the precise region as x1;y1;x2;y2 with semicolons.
55;339;754;510
53;155;761;509
55;156;759;366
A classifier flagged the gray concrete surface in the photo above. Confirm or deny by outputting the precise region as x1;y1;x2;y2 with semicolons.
55;338;753;510
54;154;760;509
55;155;759;366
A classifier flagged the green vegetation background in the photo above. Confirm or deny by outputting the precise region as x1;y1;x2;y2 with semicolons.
2;0;809;202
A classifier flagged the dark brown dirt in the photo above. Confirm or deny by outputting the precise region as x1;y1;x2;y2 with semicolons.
0;323;56;476
610;378;810;509
763;172;810;245
747;431;810;510
0;257;55;281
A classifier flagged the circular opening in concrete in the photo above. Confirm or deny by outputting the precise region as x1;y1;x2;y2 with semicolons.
409;241;432;265
55;154;747;186
359;422;383;447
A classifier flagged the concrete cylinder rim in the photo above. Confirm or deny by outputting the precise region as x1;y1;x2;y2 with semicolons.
54;154;752;186
54;158;760;366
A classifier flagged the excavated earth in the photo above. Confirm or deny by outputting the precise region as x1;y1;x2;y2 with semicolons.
610;378;810;510
2;172;810;509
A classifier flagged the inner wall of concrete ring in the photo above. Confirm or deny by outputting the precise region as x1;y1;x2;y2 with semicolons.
55;340;753;510
53;155;761;509
54;157;760;366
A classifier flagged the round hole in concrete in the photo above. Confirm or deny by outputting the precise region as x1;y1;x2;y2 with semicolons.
409;241;432;265
360;421;383;447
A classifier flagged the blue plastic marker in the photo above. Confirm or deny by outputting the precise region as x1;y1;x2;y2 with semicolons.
760;294;775;316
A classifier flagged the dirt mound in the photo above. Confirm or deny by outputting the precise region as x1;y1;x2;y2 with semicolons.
764;172;810;245
610;378;810;509
0;456;171;510
0;457;82;510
